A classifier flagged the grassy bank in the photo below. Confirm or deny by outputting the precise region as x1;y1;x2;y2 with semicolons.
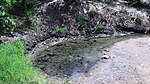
0;40;47;84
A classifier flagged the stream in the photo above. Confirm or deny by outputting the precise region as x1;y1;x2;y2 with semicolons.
32;34;149;79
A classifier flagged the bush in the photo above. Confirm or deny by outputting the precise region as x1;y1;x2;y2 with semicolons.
0;0;37;34
57;26;65;34
0;40;38;83
0;0;17;34
75;14;86;25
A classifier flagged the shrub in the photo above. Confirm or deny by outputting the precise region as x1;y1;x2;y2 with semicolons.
0;0;37;34
75;14;86;25
85;27;92;34
96;23;104;31
57;26;65;34
0;0;17;34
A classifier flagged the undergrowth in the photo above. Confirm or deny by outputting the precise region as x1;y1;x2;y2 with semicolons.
0;0;37;34
0;40;48;84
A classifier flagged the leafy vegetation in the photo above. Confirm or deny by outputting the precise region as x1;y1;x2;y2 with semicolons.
127;0;140;5
126;0;149;7
96;23;104;31
85;27;92;34
132;13;142;22
75;14;86;25
57;26;65;34
0;40;46;84
0;0;37;34
0;0;17;34
63;78;71;84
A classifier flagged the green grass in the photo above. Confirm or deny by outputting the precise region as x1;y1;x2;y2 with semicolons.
0;40;47;84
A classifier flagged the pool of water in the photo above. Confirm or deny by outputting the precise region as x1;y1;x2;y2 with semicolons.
32;34;149;78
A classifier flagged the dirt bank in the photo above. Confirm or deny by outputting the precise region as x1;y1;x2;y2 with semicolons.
25;0;150;51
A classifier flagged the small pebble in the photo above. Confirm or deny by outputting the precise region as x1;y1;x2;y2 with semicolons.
101;55;110;59
104;48;109;52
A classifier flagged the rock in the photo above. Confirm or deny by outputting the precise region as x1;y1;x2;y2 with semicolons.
145;27;150;33
104;48;109;52
88;4;97;12
83;8;88;14
101;55;110;59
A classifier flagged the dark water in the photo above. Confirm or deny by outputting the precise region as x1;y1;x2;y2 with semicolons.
32;34;149;78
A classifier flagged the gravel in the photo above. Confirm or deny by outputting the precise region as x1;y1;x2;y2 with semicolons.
70;37;150;84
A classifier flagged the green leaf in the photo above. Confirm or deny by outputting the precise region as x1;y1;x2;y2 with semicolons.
96;23;104;30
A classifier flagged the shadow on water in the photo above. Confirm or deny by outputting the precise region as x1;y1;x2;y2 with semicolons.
32;34;150;78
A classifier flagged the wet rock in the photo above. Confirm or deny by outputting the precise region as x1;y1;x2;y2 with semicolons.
101;55;110;59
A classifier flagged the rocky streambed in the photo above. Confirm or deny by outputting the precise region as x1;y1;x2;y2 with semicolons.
31;34;150;84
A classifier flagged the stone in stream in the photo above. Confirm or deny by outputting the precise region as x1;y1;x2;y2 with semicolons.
101;55;110;59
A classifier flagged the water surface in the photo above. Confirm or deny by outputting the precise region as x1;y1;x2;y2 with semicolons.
32;34;149;78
